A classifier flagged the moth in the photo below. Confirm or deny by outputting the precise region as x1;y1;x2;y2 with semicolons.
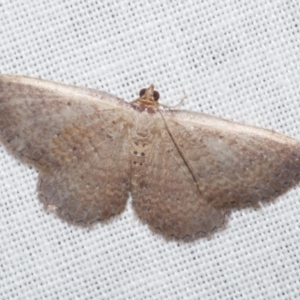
0;74;299;241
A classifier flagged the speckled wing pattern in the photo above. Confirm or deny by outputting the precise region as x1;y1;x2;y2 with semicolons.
1;74;300;241
131;109;300;240
163;110;300;211
130;112;226;240
0;75;132;224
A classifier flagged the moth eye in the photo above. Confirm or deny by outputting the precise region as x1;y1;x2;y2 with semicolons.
153;91;160;101
139;88;146;97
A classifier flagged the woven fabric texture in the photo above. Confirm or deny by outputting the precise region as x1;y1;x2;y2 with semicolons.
1;1;300;299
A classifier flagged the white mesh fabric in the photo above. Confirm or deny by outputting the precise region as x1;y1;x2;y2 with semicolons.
1;1;300;299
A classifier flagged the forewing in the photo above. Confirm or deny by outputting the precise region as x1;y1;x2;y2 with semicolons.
163;110;300;211
0;74;132;223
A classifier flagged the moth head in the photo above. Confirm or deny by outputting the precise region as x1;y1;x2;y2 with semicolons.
139;85;160;102
130;84;161;112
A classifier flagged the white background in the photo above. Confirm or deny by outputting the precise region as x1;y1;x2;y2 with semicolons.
1;1;300;299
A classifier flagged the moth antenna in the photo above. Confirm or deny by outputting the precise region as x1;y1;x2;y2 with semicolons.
159;90;186;109
157;107;202;197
